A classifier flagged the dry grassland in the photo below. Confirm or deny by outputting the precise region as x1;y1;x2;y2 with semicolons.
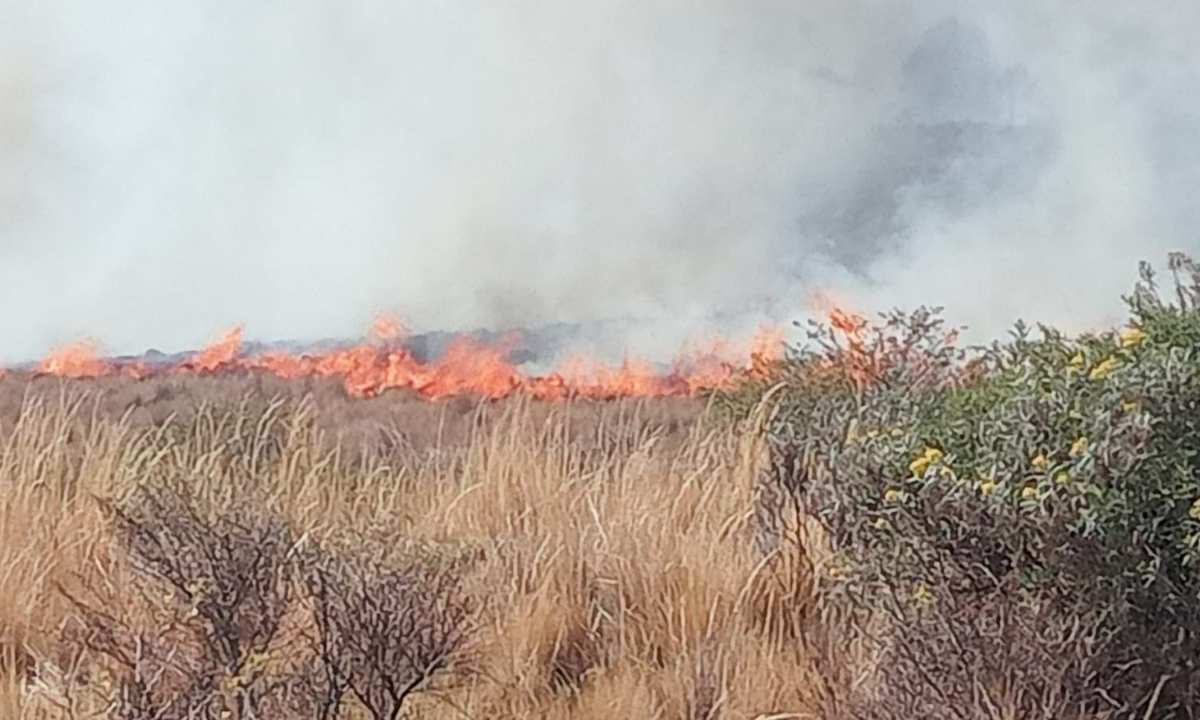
0;374;863;719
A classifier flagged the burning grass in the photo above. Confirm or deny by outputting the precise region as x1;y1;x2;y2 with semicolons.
9;257;1195;717
24;321;785;402
0;378;859;719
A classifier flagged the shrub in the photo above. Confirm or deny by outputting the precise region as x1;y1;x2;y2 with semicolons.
60;483;480;719
758;254;1200;718
62;483;304;719
300;537;478;720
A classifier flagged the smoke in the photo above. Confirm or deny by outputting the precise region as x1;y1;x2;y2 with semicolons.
2;1;1198;363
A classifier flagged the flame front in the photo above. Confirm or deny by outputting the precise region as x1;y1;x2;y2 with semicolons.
37;341;111;379
184;326;244;372
26;317;787;401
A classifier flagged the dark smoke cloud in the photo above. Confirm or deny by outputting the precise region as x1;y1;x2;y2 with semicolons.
2;2;1198;363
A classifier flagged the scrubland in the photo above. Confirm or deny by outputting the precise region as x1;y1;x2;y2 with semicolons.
0;379;852;720
3;255;1200;719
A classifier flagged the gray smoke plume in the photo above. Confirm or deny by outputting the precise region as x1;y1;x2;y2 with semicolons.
2;1;1198;363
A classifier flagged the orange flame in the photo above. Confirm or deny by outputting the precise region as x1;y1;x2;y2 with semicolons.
185;326;244;372
805;289;878;388
748;325;786;375
22;318;788;401
38;340;111;379
368;314;408;345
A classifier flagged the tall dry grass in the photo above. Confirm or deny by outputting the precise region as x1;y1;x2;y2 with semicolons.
0;383;865;719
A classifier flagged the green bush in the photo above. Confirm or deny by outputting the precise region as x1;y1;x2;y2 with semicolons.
755;254;1200;718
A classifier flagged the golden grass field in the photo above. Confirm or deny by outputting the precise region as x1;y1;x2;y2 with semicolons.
0;373;866;719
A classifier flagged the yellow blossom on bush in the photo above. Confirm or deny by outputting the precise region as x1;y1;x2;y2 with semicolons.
913;584;933;604
1021;485;1038;500
246;651;270;671
979;480;997;496
1122;400;1139;413
1068;352;1085;369
1089;356;1120;380
873;518;889;530
884;488;904;504
1055;471;1070;485
910;447;944;476
1119;326;1147;348
1032;452;1048;470
1070;437;1088;458
1190;498;1200;522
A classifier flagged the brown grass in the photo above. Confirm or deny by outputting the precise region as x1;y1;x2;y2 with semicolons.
0;377;866;719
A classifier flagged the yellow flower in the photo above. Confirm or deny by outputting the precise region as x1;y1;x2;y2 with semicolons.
910;446;944;476
1068;352;1085;369
979;480;997;496
884;488;904;504
873;518;889;530
1119;326;1147;348
1089;356;1120;381
913;584;933;604
1070;437;1088;458
1032;452;1048;470
1190;498;1200;522
1122;400;1139;414
1055;471;1070;485
1021;485;1038;500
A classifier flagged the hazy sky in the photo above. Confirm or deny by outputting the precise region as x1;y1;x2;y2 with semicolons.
3;2;1198;362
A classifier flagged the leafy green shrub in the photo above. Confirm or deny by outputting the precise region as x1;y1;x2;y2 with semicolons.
757;254;1200;718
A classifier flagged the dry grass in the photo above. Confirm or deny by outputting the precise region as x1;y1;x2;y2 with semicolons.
0;378;866;719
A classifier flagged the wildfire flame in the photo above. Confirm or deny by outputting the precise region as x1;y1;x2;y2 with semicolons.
367;314;408;344
38;340;110;379
24;317;788;401
183;326;244;372
805;289;878;388
805;289;963;391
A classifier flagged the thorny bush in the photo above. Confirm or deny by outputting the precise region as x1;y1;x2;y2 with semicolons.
64;483;304;719
300;536;478;720
62;482;477;719
752;254;1200;719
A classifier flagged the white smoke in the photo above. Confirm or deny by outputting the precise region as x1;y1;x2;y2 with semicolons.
2;1;1198;363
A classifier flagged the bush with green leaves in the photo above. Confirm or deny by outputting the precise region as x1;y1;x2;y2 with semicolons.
753;254;1200;718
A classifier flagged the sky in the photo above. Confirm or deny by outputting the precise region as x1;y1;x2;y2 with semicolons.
2;1;1199;363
